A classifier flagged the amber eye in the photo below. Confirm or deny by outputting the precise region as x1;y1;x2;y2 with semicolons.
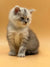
27;18;29;21
20;17;24;20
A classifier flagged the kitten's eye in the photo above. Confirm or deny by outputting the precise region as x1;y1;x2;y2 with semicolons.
27;18;29;21
20;17;24;20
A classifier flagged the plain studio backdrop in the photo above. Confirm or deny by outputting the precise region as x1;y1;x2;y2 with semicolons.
0;0;50;67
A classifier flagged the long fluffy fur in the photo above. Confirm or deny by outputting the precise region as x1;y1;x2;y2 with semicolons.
7;6;39;57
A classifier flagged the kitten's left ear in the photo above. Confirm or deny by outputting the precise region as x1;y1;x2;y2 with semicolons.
14;6;20;14
29;9;36;14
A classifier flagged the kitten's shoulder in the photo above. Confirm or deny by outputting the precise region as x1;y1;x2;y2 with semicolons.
28;28;39;45
28;28;35;35
28;28;38;39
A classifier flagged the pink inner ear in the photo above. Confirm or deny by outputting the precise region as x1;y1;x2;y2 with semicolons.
14;7;20;14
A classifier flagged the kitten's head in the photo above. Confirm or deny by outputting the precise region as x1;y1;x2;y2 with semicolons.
9;6;35;28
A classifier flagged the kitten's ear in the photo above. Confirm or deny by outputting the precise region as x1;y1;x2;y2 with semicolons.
29;9;36;14
14;6;20;14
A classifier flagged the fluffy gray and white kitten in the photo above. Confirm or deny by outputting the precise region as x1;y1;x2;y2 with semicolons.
7;5;39;57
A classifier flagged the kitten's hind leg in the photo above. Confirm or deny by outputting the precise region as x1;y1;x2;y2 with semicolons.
31;49;39;54
26;49;38;55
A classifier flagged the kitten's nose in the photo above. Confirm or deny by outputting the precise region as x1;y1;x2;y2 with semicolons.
25;21;27;24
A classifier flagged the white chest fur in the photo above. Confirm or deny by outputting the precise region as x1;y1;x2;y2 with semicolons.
8;26;29;46
15;28;28;46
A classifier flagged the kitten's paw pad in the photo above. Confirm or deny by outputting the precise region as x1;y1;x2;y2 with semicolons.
17;53;25;57
9;51;16;56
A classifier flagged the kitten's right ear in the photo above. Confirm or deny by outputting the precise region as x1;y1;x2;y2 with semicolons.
14;6;20;14
29;9;36;14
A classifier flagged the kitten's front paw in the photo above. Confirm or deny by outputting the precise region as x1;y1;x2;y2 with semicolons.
9;51;16;56
17;53;25;57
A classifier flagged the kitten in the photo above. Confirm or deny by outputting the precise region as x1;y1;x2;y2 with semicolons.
7;5;39;57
